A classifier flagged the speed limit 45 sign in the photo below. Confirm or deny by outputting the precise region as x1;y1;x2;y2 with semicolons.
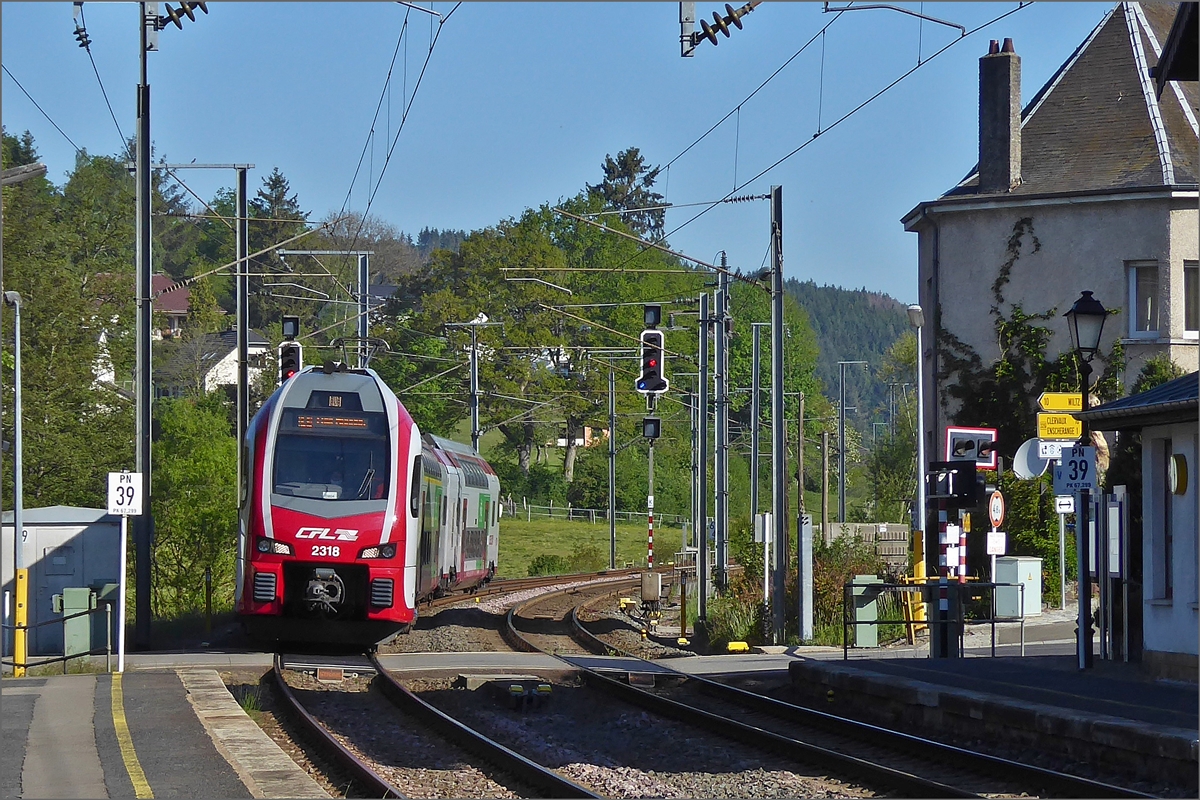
107;472;143;516
1053;446;1096;494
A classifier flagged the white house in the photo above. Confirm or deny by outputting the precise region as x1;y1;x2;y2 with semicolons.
155;328;270;399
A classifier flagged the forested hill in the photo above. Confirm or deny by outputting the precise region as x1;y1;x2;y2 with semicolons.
785;279;909;419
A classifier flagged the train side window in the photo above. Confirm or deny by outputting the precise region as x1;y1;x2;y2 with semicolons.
410;455;422;517
441;495;448;527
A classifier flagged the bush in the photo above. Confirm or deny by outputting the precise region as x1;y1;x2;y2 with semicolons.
705;575;764;647
527;554;570;576
808;535;886;643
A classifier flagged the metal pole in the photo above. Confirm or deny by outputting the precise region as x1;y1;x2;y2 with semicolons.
358;253;369;367
609;364;616;570
9;294;26;676
135;5;154;650
769;185;787;644
798;393;812;641
914;321;927;567
821;431;831;545
118;514;127;672
838;362;847;522
470;325;479;452
689;386;697;553
1059;511;1067;609
750;324;761;521
1078;360;1093;669
715;257;729;589
235;168;248;602
648;438;655;568
697;294;709;625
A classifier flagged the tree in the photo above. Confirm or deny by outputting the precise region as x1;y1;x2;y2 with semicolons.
247;167;311;329
150;395;238;617
586;147;669;240
2;133;135;509
865;332;918;523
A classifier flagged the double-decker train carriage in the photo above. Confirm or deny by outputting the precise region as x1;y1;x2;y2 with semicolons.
237;363;498;645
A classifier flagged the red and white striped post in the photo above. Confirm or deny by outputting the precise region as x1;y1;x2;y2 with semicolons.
647;437;655;569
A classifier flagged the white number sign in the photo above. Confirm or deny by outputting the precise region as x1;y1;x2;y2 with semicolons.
107;472;143;516
1053;446;1096;494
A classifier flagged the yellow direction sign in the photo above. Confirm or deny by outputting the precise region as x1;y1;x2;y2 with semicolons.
1038;412;1082;440
1038;392;1082;412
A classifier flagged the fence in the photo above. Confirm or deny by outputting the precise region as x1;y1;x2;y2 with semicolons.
514;498;688;527
2;604;114;674
841;580;1027;660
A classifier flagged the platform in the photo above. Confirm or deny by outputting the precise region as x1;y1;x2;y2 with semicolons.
0;670;327;799
788;653;1199;788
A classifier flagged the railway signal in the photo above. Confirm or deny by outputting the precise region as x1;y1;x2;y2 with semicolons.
278;342;302;383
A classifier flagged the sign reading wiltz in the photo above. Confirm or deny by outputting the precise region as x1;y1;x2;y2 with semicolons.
294;527;360;541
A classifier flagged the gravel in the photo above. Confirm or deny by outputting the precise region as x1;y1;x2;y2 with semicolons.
407;676;877;799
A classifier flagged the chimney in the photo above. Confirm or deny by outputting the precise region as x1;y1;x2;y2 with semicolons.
979;37;1021;193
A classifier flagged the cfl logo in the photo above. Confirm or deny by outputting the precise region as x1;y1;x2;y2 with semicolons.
295;527;359;541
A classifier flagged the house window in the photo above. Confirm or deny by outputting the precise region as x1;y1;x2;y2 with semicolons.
1185;261;1198;338
1127;261;1159;337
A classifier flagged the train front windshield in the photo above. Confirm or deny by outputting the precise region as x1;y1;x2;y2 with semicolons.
273;410;390;501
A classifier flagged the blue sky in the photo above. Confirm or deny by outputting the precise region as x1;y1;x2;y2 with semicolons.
2;2;1112;302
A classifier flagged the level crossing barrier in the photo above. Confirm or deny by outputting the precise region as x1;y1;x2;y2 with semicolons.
842;580;1027;660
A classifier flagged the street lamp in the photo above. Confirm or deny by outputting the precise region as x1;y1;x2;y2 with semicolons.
1064;290;1106;670
907;304;927;579
4;292;25;676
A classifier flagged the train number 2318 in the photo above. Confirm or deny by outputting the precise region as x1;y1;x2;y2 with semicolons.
311;545;341;557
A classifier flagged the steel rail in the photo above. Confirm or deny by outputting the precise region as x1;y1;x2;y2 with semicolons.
568;611;1154;800
270;654;406;799
503;591;972;798
367;652;602;799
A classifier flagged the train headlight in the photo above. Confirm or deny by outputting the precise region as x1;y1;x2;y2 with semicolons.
358;543;397;560
256;537;293;555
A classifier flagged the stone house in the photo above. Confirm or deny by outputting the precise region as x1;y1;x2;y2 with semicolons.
902;2;1198;460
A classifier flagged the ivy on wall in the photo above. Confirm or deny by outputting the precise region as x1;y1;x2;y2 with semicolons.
936;216;1123;458
933;216;1127;593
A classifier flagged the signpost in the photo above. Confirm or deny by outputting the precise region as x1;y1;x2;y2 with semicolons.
1038;412;1083;440
1038;440;1066;460
107;471;142;672
1053;446;1097;494
1037;392;1083;412
987;490;1006;585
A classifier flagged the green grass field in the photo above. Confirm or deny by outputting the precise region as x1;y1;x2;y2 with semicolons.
497;516;686;579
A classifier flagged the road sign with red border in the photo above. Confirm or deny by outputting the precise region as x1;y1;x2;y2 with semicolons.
988;490;1006;528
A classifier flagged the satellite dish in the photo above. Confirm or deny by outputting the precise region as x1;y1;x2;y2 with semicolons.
1013;437;1049;479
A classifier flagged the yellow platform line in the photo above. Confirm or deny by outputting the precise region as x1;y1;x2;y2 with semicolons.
111;673;154;798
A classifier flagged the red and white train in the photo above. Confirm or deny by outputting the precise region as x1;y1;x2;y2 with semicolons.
237;363;499;645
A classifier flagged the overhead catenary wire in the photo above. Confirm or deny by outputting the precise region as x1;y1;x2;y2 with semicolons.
2;64;82;154
77;4;126;148
336;2;462;270
649;2;1033;254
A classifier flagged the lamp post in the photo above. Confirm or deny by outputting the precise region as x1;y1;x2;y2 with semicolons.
907;305;927;580
1065;290;1107;670
4;292;25;676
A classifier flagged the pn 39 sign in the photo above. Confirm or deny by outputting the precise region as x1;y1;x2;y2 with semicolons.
1052;446;1096;494
107;472;144;516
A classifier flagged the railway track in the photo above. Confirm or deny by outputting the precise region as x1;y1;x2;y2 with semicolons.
498;587;1152;799
270;576;626;798
270;654;406;799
